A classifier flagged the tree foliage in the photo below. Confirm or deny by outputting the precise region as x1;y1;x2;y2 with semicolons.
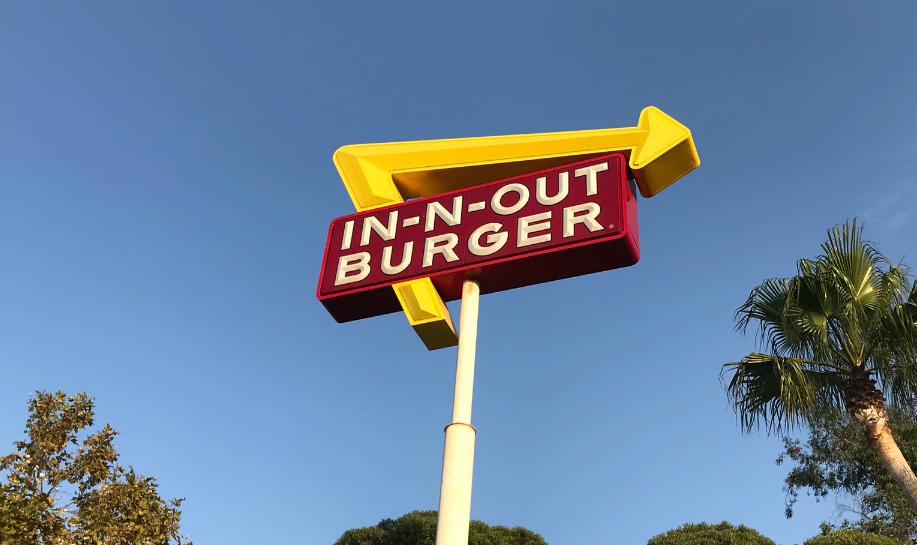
778;407;917;542
801;527;904;545
0;391;192;545
646;521;775;545
333;510;548;545
723;219;917;434
722;220;917;511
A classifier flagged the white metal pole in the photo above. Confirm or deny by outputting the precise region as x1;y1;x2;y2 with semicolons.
435;278;480;545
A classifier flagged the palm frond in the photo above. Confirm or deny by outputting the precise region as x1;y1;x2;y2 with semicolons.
735;277;829;360
726;219;916;436
908;278;917;306
874;264;912;310
735;278;791;348
819;219;884;308
861;266;912;361
722;353;846;434
870;292;917;409
791;271;836;360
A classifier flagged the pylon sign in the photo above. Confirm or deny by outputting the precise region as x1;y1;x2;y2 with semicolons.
318;107;699;349
318;107;700;545
319;153;638;316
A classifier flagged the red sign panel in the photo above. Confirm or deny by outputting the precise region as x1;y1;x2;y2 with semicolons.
317;153;639;322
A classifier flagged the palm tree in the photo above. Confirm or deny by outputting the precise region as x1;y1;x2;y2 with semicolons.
723;220;917;511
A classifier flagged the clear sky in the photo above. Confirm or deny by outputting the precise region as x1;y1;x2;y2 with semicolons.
2;2;916;544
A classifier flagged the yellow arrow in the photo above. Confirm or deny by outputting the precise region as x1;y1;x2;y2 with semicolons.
333;106;700;211
331;106;700;350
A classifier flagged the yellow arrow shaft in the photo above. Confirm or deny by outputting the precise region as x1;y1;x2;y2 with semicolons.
354;126;648;171
397;129;648;170
337;126;649;208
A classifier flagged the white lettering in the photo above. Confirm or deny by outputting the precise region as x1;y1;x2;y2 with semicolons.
341;220;354;251
536;172;568;206
422;233;460;267
381;242;414;275
425;197;463;232
492;183;529;215
360;211;398;246
334;252;371;286
563;202;603;237
574;162;608;196
517;211;552;248
468;223;508;256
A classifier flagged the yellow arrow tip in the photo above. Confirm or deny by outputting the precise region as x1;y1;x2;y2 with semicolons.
631;107;700;198
633;107;691;167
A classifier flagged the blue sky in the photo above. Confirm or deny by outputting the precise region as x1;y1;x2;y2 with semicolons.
2;2;917;544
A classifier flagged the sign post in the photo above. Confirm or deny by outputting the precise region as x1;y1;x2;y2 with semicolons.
436;279;480;545
318;107;699;545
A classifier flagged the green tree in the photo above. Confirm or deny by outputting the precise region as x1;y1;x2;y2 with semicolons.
722;220;917;511
778;407;917;542
646;521;775;545
0;391;192;545
802;526;904;545
333;510;548;545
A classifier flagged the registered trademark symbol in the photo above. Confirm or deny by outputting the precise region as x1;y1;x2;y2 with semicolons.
609;224;614;228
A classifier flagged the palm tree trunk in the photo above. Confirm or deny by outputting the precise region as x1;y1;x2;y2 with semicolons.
869;422;917;513
847;370;917;514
